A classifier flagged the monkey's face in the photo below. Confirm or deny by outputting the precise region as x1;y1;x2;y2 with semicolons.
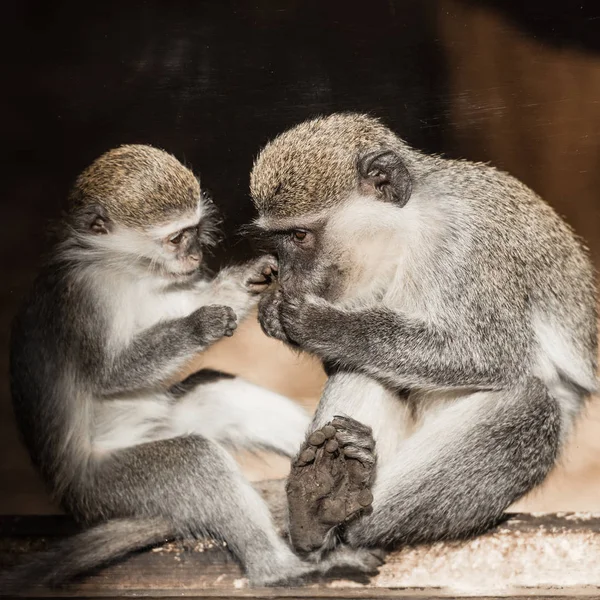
256;218;346;300
256;195;411;303
70;189;218;281
148;189;218;279
250;114;415;302
65;144;223;280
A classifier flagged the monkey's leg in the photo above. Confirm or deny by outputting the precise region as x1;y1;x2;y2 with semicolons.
92;436;381;585
344;378;562;548
312;371;412;465
169;376;310;457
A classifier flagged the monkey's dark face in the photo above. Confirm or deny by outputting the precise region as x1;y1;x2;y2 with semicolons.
258;221;346;300
251;114;416;302
256;196;410;303
253;141;414;302
159;219;210;278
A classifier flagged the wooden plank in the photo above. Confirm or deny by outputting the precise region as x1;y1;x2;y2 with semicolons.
2;481;600;598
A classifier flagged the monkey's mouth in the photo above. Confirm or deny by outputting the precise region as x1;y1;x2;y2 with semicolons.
152;263;200;280
171;268;200;280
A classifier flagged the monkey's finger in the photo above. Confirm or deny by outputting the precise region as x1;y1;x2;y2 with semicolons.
246;277;272;293
335;429;375;451
307;423;339;447
342;445;376;466
332;415;373;435
224;305;236;315
345;489;374;517
357;489;374;507
325;439;339;453
308;430;327;446
261;265;275;277
295;446;316;466
321;424;337;439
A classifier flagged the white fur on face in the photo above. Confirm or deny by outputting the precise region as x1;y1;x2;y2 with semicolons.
64;201;205;282
324;195;410;304
322;193;452;319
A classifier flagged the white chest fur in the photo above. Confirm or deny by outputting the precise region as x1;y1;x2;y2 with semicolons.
89;270;208;350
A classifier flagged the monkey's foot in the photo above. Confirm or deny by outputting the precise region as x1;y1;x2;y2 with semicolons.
286;416;376;554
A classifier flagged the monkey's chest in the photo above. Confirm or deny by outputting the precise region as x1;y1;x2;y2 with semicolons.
110;289;198;343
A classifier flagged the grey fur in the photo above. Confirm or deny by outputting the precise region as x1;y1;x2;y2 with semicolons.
98;305;237;397
345;379;561;547
6;146;381;592
251;113;597;554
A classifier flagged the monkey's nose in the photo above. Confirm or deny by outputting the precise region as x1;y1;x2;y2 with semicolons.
189;253;201;263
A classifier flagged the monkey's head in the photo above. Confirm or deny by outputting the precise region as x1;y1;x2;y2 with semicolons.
67;145;217;280
250;113;420;300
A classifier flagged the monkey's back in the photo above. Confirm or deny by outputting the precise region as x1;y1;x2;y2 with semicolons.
429;159;597;391
10;259;101;502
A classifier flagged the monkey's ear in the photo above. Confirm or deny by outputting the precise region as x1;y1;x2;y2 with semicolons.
73;204;113;235
357;150;412;207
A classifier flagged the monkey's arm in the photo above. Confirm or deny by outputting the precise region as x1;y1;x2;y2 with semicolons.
198;256;278;322
97;305;237;396
279;295;529;390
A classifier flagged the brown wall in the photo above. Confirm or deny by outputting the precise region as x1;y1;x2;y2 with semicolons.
439;0;600;268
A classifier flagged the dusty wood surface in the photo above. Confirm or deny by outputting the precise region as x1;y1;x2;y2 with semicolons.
2;481;600;598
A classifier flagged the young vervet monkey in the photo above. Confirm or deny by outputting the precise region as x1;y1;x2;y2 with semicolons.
6;144;382;590
250;113;598;555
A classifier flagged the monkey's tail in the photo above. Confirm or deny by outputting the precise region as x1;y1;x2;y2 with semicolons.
0;516;174;595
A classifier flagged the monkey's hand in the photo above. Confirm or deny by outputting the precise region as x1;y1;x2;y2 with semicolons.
278;293;332;351
243;254;278;294
208;256;277;320
187;304;238;347
257;288;295;345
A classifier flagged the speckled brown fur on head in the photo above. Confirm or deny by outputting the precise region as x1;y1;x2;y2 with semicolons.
250;113;400;218
69;145;200;228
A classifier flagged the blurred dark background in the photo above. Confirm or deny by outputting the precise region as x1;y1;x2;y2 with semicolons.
1;0;599;514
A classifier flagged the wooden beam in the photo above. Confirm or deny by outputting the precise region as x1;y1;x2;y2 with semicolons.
2;480;600;598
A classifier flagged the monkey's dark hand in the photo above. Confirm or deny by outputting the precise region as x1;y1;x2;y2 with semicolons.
278;293;332;350
243;255;278;294
257;288;295;345
187;304;238;346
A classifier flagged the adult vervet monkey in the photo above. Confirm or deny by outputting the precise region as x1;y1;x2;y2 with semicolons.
250;113;598;555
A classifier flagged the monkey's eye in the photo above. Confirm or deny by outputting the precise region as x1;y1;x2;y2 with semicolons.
169;232;184;245
291;230;308;243
201;189;213;203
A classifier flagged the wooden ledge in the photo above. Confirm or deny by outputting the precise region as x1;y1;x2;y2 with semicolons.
2;480;600;598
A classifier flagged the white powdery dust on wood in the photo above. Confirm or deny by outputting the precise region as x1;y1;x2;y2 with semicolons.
327;520;600;594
